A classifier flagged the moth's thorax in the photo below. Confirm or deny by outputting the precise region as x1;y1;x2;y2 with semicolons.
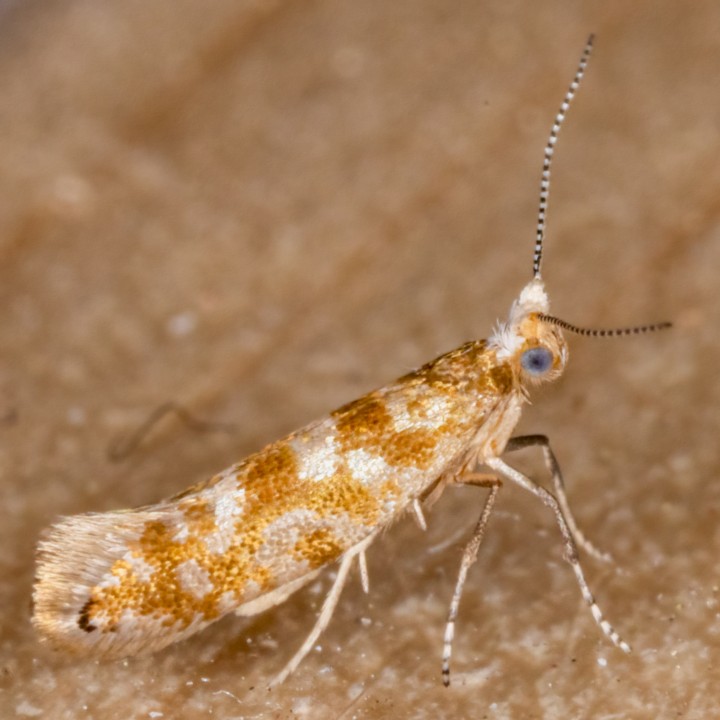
488;277;568;387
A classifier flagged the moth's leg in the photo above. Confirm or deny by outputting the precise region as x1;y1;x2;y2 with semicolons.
412;498;428;531
505;435;612;563
358;549;370;594
442;473;502;687
485;456;631;654
271;533;377;687
107;401;235;462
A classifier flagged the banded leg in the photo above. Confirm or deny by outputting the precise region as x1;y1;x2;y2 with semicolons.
505;435;612;563
271;533;377;687
485;456;631;654
442;474;502;687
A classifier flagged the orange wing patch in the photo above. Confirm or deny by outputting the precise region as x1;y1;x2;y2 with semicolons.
333;393;439;470
293;528;345;569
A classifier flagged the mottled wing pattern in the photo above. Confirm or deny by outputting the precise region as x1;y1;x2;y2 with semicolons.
33;340;517;658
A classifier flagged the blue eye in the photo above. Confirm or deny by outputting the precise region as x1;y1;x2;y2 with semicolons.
520;347;554;375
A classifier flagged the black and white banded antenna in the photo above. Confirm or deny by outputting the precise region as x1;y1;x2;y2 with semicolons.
532;36;671;338
538;314;672;337
533;34;594;279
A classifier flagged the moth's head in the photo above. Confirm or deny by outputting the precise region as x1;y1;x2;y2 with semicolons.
488;276;672;389
485;36;671;391
489;277;568;387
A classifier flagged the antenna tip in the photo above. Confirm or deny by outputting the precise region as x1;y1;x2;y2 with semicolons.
531;36;595;280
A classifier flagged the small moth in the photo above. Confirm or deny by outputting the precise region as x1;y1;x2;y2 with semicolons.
33;36;669;686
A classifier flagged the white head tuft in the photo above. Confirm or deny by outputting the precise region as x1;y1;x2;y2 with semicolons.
511;278;549;322
488;278;568;384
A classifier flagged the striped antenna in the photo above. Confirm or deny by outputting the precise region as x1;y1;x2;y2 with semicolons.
533;34;595;279
538;314;672;338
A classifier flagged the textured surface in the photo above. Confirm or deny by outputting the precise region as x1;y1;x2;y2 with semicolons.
2;1;720;718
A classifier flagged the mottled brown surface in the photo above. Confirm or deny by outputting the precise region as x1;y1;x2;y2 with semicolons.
2;1;719;718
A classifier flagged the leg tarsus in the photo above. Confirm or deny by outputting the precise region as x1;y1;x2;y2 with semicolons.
504;435;613;564
270;534;376;687
442;475;501;687
485;455;631;655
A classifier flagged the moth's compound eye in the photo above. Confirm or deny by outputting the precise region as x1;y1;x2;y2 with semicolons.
520;346;554;376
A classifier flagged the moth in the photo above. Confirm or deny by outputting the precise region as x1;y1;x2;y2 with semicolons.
33;35;669;686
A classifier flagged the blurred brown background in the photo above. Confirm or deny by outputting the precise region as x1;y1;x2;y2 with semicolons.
2;1;719;718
